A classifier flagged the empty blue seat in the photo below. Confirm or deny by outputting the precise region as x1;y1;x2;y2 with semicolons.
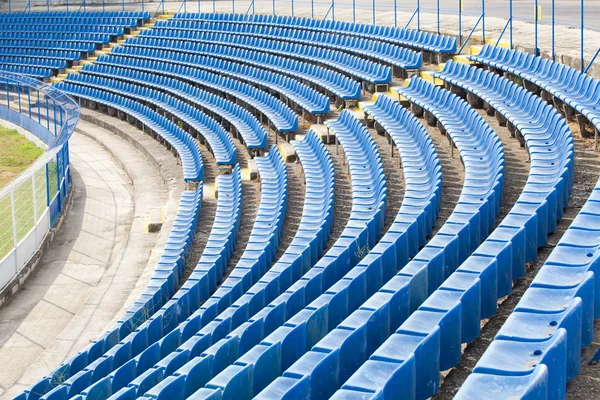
53;81;204;181
64;73;236;165
328;67;572;400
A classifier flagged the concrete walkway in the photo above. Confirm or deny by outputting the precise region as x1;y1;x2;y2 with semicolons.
0;126;168;399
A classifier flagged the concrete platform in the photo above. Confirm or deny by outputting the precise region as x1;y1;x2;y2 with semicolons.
0;120;175;399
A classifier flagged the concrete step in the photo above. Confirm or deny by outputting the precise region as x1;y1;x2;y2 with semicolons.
453;55;475;65
419;71;444;86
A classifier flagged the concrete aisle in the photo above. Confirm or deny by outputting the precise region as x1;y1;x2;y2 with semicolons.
0;129;168;399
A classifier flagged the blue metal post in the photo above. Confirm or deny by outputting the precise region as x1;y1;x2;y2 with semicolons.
535;0;539;55
332;0;335;21
66;0;68;12
121;0;124;12
353;0;356;22
292;0;294;17
482;0;485;43
581;0;585;72
417;0;420;31
212;0;215;13
47;0;49;12
373;0;376;25
394;0;397;26
252;0;254;14
312;0;314;18
552;0;555;60
509;0;513;48
437;0;440;35
458;0;462;45
102;0;105;12
142;0;144;12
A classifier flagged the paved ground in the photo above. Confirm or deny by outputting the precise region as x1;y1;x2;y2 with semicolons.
0;123;169;399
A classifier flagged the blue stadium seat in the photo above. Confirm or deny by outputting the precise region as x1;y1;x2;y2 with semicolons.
148;110;388;399
118;130;336;399
64;73;236;165
53;81;204;181
151;19;422;71
173;13;456;54
471;44;600;138
89;54;299;133
131;31;392;84
326;65;572;400
76;63;268;149
109;46;330;115
119;38;361;101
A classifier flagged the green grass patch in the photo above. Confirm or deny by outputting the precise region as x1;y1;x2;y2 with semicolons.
0;126;45;258
0;126;44;189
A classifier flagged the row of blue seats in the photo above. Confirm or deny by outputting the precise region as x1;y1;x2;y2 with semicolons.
0;11;150;19
89;131;336;400
3;24;127;36
91;54;299;133
326;63;574;400
132;110;388;400
0;49;80;62
109;46;330;115
119;39;361;101
0;64;53;79
18;184;204;400
65;73;237;165
132;32;392;84
255;79;504;400
45;148;288;400
55;81;204;181
471;44;600;137
0;56;66;70
0;32;111;44
458;177;600;400
153;20;423;71
0;39;96;53
77;63;268;149
0;16;141;27
174;13;457;54
219;95;443;400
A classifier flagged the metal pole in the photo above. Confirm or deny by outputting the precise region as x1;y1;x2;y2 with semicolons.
142;0;144;12
292;0;294;16
458;0;462;45
47;0;49;11
353;0;356;22
373;0;376;25
102;0;105;12
482;0;485;43
417;0;420;31
535;0;539;55
552;0;555;60
311;0;314;18
394;0;397;26
332;0;335;20
510;0;513;48
437;0;440;35
581;0;585;72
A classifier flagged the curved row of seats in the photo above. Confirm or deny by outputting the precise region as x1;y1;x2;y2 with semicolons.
457;178;600;399
0;55;67;70
0;11;149;19
5;24;128;36
77;63;268;149
471;44;600;137
90;55;299;133
39;148;288;400
108;46;330;115
252;79;503;400
0;32;111;44
0;39;96;53
152;20;423;71
240;95;443;400
0;49;81;62
64;73;237;165
0;64;53;79
81;131;336;400
122;111;387;400
16;184;203;400
54;82;204;181
0;16;142;27
324;64;573;400
119;39;361;101
131;33;392;84
173;12;457;54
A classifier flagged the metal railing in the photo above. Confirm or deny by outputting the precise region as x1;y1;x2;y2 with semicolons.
0;72;79;291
